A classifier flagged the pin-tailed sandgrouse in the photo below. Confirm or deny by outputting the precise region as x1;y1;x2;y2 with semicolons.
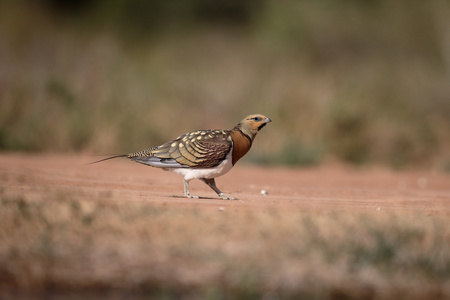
91;114;271;199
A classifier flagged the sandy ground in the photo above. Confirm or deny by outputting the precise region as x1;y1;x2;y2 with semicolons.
1;153;449;215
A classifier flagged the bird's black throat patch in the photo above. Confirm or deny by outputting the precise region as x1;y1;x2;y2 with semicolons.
257;123;267;131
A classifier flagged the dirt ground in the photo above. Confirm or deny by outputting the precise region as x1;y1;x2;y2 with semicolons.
1;153;450;299
1;153;449;214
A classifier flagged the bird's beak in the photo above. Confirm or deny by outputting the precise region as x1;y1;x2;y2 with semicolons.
265;117;272;123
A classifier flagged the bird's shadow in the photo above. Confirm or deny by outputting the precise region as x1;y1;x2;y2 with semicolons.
170;195;217;200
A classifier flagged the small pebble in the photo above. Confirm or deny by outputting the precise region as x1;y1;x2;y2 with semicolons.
377;207;382;211
261;189;268;196
218;207;225;211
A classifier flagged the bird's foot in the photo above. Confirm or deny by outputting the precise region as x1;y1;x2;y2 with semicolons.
218;193;237;200
185;193;200;199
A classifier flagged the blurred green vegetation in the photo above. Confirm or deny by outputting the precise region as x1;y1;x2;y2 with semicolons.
1;0;450;169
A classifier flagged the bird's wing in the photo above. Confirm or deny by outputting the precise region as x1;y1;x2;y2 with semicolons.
127;130;233;168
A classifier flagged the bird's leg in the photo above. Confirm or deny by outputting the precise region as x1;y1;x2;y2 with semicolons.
200;178;237;200
184;179;199;199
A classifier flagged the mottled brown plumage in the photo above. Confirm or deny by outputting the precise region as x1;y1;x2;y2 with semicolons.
128;130;233;169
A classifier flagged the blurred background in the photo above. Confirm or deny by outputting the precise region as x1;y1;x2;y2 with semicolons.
1;0;449;170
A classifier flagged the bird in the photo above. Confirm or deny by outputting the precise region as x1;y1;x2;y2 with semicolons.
90;114;272;200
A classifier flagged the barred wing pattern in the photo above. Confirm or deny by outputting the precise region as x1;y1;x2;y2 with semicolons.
127;130;233;169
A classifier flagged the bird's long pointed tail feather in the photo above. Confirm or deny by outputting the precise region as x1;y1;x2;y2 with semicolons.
86;154;127;165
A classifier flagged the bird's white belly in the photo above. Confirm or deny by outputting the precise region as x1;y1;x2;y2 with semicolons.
170;150;234;181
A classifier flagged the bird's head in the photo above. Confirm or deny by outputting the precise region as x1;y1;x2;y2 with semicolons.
234;114;272;140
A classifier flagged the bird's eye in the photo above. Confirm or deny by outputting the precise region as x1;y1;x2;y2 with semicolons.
253;116;261;121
